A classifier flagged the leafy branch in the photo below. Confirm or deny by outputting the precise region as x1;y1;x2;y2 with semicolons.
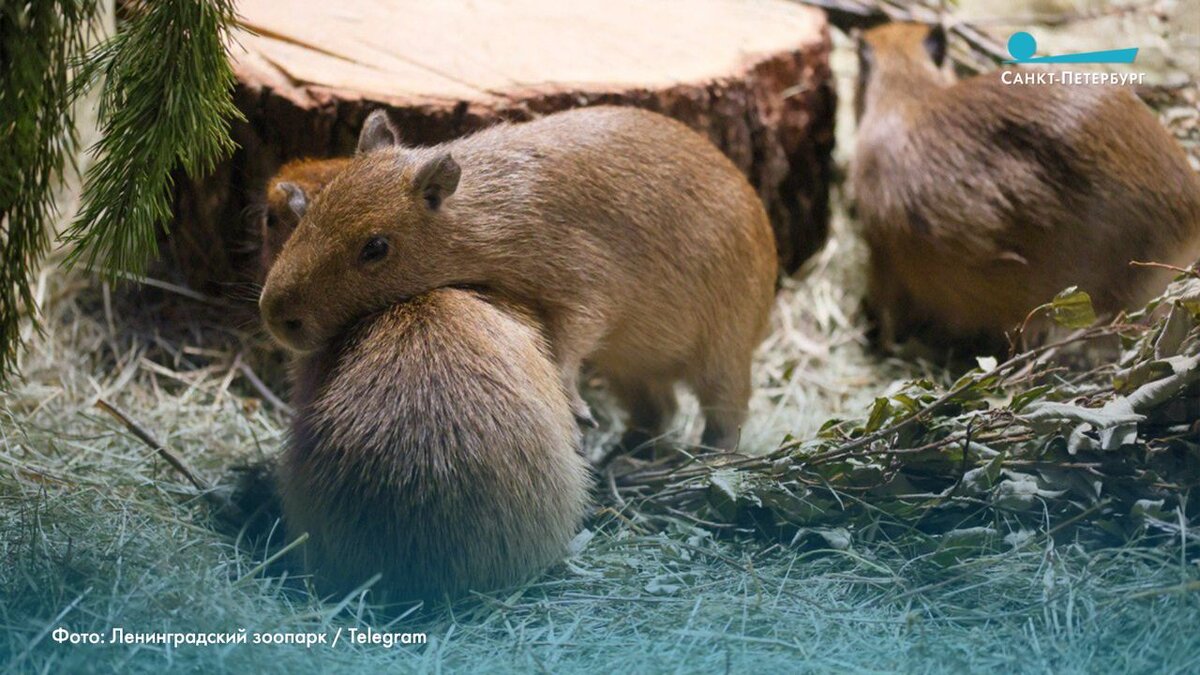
609;276;1200;552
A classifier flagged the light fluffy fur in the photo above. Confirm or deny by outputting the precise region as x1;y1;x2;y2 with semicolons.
852;23;1200;347
281;289;591;601
261;106;779;449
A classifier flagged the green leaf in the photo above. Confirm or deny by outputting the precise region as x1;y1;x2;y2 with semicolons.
817;418;845;439
1010;385;1053;412
864;398;892;433
1113;360;1175;395
1049;286;1097;328
957;452;1006;495
891;393;922;413
1153;304;1193;358
1020;400;1144;431
706;469;759;521
1163;277;1200;315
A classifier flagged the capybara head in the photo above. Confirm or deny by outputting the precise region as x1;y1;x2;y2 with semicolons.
259;111;463;353
856;22;951;120
253;158;350;283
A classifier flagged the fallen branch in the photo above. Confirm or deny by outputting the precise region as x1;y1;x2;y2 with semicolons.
95;398;211;493
236;358;294;415
96;399;277;528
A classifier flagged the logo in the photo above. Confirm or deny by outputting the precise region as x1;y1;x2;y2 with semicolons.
1004;32;1138;64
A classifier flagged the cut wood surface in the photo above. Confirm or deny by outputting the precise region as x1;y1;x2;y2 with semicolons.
171;0;836;290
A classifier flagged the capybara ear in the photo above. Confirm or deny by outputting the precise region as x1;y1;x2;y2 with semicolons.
413;151;461;210
357;109;402;154
924;24;948;67
276;181;309;219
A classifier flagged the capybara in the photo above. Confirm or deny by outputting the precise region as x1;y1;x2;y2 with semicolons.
255;159;590;601
852;23;1200;346
261;106;779;450
280;288;591;601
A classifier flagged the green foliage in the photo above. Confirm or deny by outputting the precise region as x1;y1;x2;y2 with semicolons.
0;0;242;386
0;1;99;383
1048;286;1097;328
63;0;243;276
617;276;1200;550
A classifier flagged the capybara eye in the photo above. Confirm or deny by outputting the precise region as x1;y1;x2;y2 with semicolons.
265;212;278;229
359;235;389;263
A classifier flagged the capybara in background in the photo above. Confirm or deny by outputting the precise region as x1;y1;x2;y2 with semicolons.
251;158;350;283
852;23;1200;347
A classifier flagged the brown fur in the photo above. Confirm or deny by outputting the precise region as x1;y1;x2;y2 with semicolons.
254;158;351;282
254;160;590;601
260;106;779;450
852;23;1200;346
281;288;591;601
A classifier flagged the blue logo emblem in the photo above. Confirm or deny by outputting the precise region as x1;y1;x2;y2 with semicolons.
1004;32;1137;64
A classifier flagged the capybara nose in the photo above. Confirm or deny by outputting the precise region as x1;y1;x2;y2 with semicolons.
260;292;305;345
259;293;282;324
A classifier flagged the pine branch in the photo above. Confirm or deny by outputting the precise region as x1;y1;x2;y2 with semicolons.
62;0;243;278
0;1;100;384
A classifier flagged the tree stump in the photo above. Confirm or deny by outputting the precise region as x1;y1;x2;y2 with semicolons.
171;0;835;291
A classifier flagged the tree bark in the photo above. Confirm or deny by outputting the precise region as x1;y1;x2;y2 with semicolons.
171;0;836;291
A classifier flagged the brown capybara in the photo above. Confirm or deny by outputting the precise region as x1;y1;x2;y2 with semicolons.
260;106;779;450
251;158;351;283
281;287;591;601
253;121;396;272
254;159;589;600
852;23;1200;347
